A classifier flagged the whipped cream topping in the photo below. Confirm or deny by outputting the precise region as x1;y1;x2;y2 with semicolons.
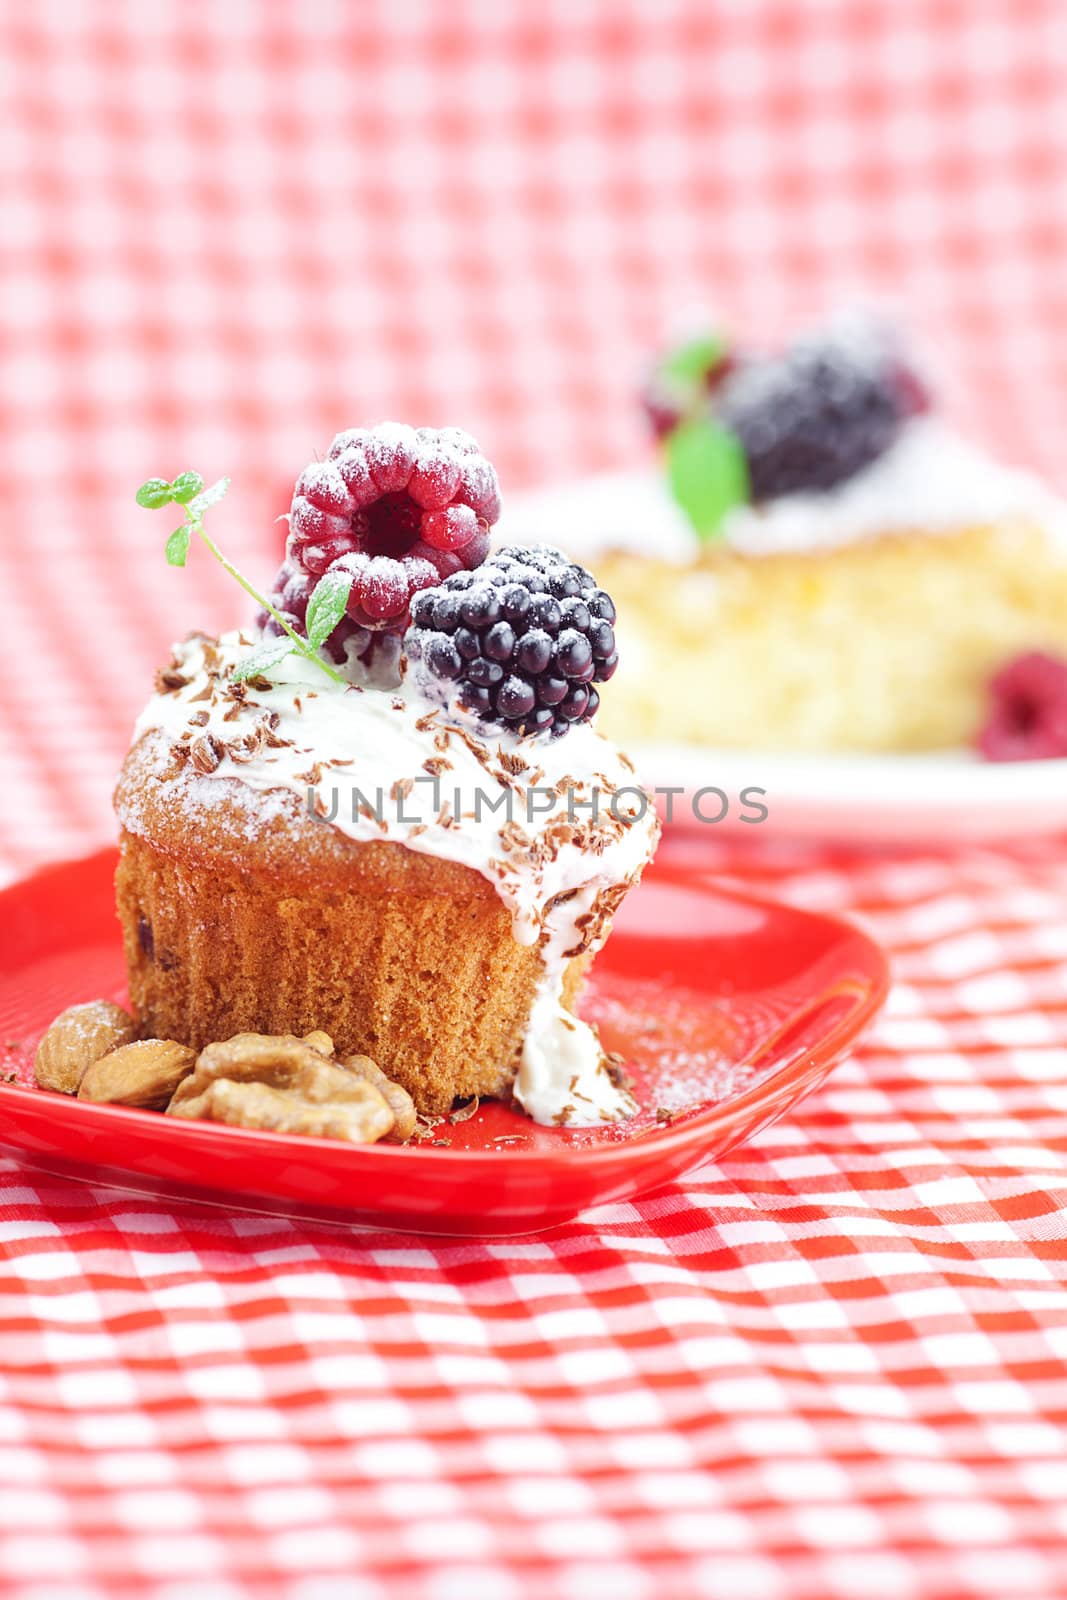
498;419;1067;563
123;633;659;1127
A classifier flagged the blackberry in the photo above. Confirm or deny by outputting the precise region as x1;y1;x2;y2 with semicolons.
285;423;499;638
405;546;618;738
715;324;924;500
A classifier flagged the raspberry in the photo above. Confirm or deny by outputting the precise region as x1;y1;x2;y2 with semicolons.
405;546;618;738
714;322;923;500
977;652;1067;761
285;423;499;636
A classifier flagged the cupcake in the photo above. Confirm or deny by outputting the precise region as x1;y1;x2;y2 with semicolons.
500;313;1067;756
116;428;659;1126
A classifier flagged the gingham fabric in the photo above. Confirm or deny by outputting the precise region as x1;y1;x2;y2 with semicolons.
4;4;1067;1597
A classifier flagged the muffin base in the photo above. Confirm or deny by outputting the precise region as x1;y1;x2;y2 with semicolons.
114;745;591;1116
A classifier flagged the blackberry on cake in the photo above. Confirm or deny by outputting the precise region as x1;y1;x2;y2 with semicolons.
714;321;927;500
405;546;619;736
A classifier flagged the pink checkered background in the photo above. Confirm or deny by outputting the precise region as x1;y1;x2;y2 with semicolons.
4;4;1067;1597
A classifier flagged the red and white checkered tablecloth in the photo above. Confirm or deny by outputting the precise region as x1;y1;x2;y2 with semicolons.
4;4;1067;1597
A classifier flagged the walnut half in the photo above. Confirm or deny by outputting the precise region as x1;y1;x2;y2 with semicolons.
169;1076;395;1143
168;1032;398;1145
340;1054;417;1142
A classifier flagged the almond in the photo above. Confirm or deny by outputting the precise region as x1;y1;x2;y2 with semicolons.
34;1002;138;1095
78;1039;195;1109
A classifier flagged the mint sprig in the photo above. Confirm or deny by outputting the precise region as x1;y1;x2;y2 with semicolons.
665;416;749;539
135;473;352;686
650;330;751;538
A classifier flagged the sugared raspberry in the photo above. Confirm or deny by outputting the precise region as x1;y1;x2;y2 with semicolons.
714;318;926;500
286;423;498;636
977;652;1067;761
405;546;618;739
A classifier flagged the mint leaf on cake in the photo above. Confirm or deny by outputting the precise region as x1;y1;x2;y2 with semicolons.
135;471;347;687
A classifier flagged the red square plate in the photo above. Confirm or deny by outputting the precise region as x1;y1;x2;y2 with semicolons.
0;850;888;1235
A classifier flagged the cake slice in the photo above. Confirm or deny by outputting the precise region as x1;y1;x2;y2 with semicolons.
502;317;1067;755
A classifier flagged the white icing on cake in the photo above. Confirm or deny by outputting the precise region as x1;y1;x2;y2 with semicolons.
123;633;659;1127
498;419;1067;564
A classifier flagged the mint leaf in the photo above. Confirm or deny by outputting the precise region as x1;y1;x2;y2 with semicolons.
132;464;346;688
232;634;296;683
666;416;749;539
169;470;205;506
305;570;353;651
136;478;172;510
188;477;230;517
660;335;726;387
165;525;192;567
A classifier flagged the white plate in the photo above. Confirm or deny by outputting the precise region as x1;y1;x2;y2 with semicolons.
502;472;1067;843
627;744;1067;843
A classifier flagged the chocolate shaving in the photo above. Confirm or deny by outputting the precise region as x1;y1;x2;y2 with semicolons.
190;734;222;775
449;1096;480;1124
155;668;188;694
423;757;452;777
228;725;267;765
605;1053;634;1092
